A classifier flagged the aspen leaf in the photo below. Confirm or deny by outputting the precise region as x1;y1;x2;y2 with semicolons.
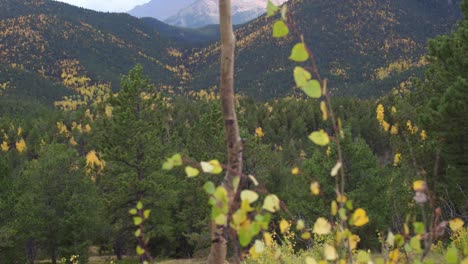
133;216;142;226
266;0;279;17
293;67;311;87
215;213;227;226
16;139;27;153
324;244;338;261
320;101;328;120
349;235;360;250
162;161;173;170
413;180;426;191
171;153;183;166
446;246;459;264
263;194;280;212
143;209;151;219
449;218;464;232
1;141;8;152
233;176;240;192
134;229;141;237
241;190;259;204
356;250;370;263
330;162;342;177
352;208;369;227
263;232;273;246
308;130;330;146
200;161;214;173
301;80;322;98
128;208;137;215
291;167;300;175
310;182;320;195
301;232;311;240
185;166;199;177
313;217;331;235
203;181;216;195
254;239;265;253
331;201;338;216
410;236;422;253
209;160;223;174
289;43;309;62
136;201;143;210
305;257;318;264
280;219;289;234
413;222;425;235
136;245;145;255
296;219;305;231
386;231;395;246
249;175;259;186
273;20;289;38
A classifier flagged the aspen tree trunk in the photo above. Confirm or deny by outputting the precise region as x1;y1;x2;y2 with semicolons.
207;0;242;263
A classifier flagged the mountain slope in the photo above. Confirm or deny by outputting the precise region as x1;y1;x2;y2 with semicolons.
186;0;462;99
165;0;288;28
128;0;195;20
0;0;189;91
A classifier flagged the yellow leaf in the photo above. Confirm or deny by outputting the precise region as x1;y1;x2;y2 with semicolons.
133;216;142;226
17;127;22;136
84;124;91;133
69;137;78;146
296;219;305;231
215;214;227;226
393;153;402;167
337;194;347;203
241;190;259;204
352;208;369;227
280;219;290;234
348;234;360;250
185;166;199;178
143;209;151;219
388;249;399;264
16;138;27;153
254;239;265;254
1;141;8;152
209;160;223;174
413;180;426;191
305;257;318;264
263;194;280;213
200;161;214;173
330;161;342;177
320;101;328;121
308;130;330;146
263;232;273;246
291;167;300;175
310;182;320;195
255;127;265;138
136;245;145;255
324;244;338;261
313;217;331;235
331;201;338;216
248;174;259;186
301;232;311;240
273;20;289;38
449;218;464;232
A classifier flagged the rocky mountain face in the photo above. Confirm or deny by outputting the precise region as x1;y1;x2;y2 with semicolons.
127;0;195;20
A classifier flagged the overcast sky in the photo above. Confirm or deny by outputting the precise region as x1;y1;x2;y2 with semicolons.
54;0;151;12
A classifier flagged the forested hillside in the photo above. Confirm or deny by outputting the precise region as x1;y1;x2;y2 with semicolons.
188;0;462;99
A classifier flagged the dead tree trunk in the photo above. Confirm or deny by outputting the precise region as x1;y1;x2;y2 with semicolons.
207;0;242;263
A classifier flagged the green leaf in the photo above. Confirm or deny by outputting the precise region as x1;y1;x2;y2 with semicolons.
338;208;347;220
136;245;145;255
357;250;370;263
266;0;279;17
308;130;330;146
128;208;137;215
215;213;227;226
134;229;141;237
143;209;151;219
413;222;425;235
273;20;289;38
162;160;173;170
289;43;309;62
394;234;405;247
410;236;422;253
136;201;143;210
445;245;459;264
133;216;143;226
185;166;199;178
171;153;182;166
293;67;312;87
203;181;216;195
301;80;322;98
